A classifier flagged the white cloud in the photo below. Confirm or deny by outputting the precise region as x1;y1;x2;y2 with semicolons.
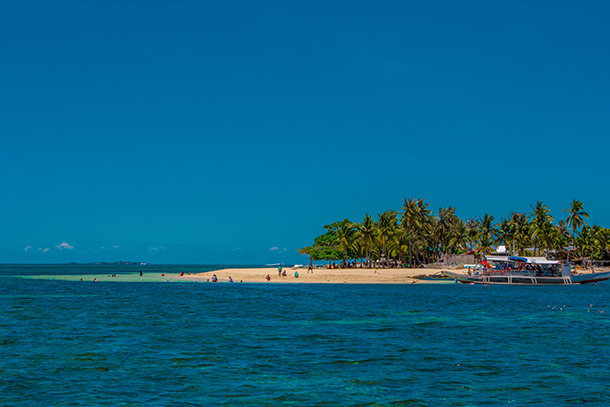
55;242;74;250
148;246;165;253
24;246;32;251
43;248;50;253
269;247;279;251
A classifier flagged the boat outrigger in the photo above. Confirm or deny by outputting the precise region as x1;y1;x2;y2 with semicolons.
442;255;610;285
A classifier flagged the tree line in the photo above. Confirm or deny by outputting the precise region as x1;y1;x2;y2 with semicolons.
299;199;609;266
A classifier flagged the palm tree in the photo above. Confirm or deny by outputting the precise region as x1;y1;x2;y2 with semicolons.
538;221;556;258
415;199;434;264
476;214;498;250
335;219;355;263
510;212;530;256
324;219;355;264
529;201;554;256
590;225;603;261
401;198;418;267
370;230;384;266
563;200;589;262
576;225;594;265
435;206;456;262
448;217;469;255
477;235;496;256
552;220;570;259
356;214;376;267
393;226;410;265
301;198;605;269
377;210;398;267
465;217;478;252
595;227;610;260
497;217;515;253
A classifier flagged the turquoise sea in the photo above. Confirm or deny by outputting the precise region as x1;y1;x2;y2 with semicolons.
1;264;610;406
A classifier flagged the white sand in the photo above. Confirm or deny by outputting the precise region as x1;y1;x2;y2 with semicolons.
177;267;450;284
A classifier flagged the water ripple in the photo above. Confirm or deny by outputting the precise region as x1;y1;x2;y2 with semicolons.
1;267;610;405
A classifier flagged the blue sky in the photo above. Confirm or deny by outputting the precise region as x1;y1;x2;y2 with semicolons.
1;1;609;264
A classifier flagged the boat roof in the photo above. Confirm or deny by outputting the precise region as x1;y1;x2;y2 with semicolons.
484;255;560;265
485;255;511;262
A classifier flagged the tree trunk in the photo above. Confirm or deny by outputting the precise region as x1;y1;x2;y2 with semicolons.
408;225;413;268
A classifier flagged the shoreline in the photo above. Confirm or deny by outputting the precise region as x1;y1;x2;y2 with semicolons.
17;266;456;284
21;265;608;284
178;267;452;284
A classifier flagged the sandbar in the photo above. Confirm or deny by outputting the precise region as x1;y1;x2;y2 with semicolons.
177;267;451;284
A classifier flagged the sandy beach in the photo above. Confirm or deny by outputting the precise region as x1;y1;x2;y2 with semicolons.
25;264;607;284
177;267;451;284
20;266;451;284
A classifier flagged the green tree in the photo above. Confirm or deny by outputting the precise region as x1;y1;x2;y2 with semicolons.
529;201;554;256
414;199;434;264
377;210;398;267
595;227;610;260
552;220;570;259
325;219;356;262
465;217;478;252
510;212;530;256
497;217;515;251
435;206;457;261
298;230;343;262
563;200;589;262
476;214;498;250
401;198;419;267
448;217;469;255
356;214;376;267
576;225;594;263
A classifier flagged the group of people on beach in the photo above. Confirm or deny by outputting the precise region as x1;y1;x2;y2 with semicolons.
209;274;239;283
327;261;356;269
266;265;299;281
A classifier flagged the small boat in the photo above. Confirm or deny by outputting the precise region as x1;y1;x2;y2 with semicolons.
443;255;610;285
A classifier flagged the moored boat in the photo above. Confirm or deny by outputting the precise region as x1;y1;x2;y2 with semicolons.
443;255;610;285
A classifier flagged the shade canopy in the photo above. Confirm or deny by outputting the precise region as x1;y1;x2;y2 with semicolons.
484;255;560;265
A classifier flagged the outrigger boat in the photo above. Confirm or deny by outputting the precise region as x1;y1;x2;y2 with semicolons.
442;255;610;285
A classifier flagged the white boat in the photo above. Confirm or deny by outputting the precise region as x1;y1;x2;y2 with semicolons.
443;255;610;285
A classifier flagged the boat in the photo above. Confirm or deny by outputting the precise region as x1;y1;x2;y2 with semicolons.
442;255;610;285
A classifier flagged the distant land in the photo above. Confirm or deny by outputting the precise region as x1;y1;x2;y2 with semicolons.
68;261;150;266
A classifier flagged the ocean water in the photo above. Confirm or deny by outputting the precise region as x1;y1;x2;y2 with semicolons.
1;265;610;406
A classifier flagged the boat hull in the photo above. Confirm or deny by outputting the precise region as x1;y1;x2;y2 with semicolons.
572;272;610;284
442;270;610;285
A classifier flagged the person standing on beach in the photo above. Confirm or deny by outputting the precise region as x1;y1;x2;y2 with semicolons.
278;265;282;276
308;261;313;273
140;270;142;277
